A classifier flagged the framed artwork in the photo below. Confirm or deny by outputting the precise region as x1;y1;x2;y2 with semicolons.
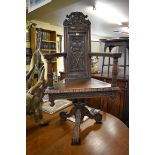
28;0;52;13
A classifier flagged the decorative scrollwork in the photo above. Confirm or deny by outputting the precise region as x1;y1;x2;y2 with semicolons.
49;91;115;100
63;12;91;26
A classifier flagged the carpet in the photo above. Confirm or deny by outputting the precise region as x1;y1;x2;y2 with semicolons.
42;95;72;115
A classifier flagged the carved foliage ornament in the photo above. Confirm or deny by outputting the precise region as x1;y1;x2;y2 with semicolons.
70;36;85;72
63;12;91;26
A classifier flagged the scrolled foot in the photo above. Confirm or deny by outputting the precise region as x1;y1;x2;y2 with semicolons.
94;113;102;124
60;111;68;121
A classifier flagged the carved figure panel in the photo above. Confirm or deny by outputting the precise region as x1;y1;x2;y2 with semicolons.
69;35;85;72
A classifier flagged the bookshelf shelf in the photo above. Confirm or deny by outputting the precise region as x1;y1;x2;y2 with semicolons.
42;40;56;43
41;49;56;52
52;61;57;63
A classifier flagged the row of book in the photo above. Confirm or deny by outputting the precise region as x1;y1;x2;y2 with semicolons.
42;31;51;41
41;42;56;50
26;48;32;65
26;31;30;41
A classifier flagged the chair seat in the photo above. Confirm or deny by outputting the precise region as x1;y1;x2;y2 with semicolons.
46;78;119;98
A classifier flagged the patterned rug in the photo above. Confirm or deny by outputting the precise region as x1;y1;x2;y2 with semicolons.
42;95;72;115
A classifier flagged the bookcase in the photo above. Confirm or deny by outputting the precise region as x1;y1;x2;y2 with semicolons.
30;27;58;82
26;29;32;70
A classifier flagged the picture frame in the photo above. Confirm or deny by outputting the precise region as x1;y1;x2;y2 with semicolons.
28;0;52;13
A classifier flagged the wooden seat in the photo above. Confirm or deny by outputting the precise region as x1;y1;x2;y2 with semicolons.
46;78;119;96
44;12;121;145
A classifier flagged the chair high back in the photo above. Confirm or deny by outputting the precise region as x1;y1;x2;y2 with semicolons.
63;12;91;80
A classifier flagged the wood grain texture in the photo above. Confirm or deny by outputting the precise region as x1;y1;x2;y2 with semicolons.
27;107;129;155
46;78;119;94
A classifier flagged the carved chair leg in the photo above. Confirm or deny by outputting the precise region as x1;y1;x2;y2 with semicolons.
60;101;102;145
77;104;102;124
72;109;81;145
75;99;102;122
49;95;55;107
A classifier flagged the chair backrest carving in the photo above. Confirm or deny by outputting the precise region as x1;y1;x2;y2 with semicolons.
63;12;91;80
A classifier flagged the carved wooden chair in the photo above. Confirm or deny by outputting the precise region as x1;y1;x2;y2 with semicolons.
44;12;121;145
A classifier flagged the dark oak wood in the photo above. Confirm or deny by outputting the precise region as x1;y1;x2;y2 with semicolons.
44;53;67;58
44;12;121;144
63;12;91;80
89;52;121;58
100;38;129;48
46;78;118;95
59;72;128;124
45;77;119;145
26;107;129;155
59;101;102;145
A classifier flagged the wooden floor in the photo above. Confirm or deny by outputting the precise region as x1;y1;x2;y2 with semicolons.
26;106;129;155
